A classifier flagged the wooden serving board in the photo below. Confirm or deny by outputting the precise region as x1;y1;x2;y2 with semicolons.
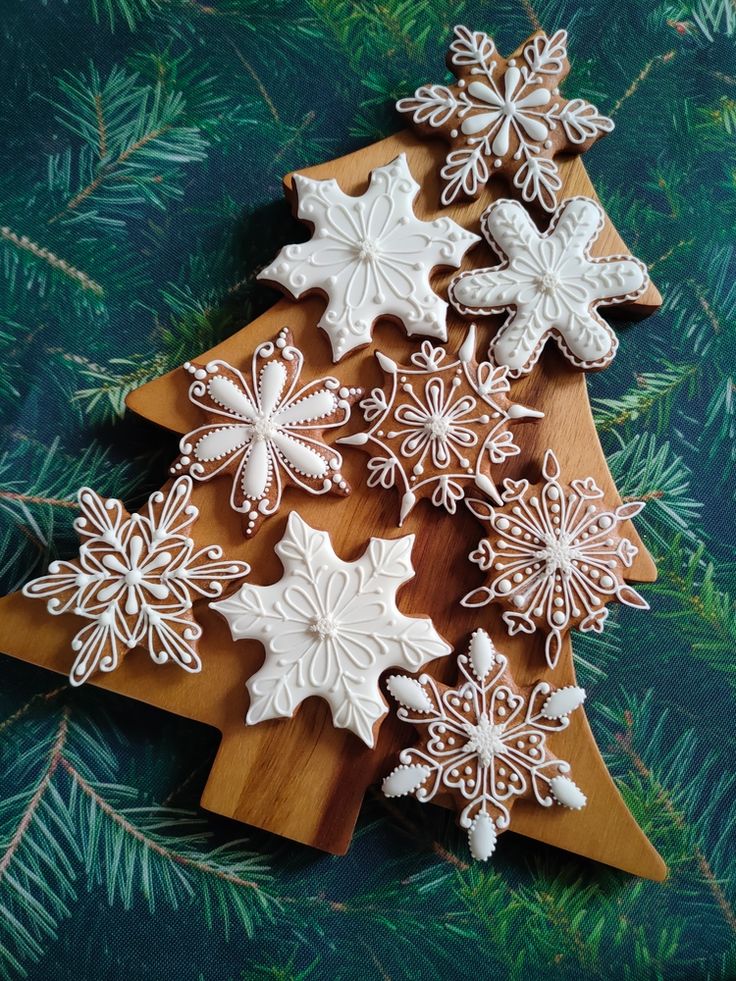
0;130;666;880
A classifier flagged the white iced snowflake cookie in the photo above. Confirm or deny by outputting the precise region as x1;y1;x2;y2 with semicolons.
257;154;480;361
211;511;451;746
171;329;361;536
462;449;649;668
383;628;587;861
449;196;649;376
22;477;249;686
339;324;543;523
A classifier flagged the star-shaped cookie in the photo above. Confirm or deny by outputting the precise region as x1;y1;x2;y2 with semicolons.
449;197;649;376
462;449;649;668
397;26;613;210
383;628;587;860
170;329;361;535
257;154;479;361
211;511;451;746
22;477;250;685
340;325;543;523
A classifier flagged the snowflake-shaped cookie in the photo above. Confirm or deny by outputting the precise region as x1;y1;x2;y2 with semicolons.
211;511;451;746
462;450;649;668
339;325;543;524
383;628;587;861
22;478;249;686
170;329;361;536
257;154;480;361
449;197;649;376
397;26;613;210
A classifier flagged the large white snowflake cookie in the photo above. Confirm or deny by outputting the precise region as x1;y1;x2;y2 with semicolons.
211;511;452;746
397;26;613;210
171;329;361;536
339;325;543;524
462;449;649;668
449;196;649;376
257;154;480;361
383;628;587;861
22;477;250;686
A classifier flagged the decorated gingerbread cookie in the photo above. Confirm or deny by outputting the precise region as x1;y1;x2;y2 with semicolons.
397;26;614;210
211;511;451;747
449;197;649;376
22;478;249;686
383;628;587;861
339;325;543;523
257;154;480;361
462;449;649;668
170;329;360;536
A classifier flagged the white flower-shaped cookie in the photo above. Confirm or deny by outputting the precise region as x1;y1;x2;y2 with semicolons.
258;154;479;361
449;196;649;377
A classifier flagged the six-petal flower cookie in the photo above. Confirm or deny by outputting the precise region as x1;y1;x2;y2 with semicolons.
22;477;250;686
462;449;649;668
339;325;543;523
171;329;361;536
449;197;649;376
397;26;613;210
257;154;480;361
211;511;452;747
383;628;587;861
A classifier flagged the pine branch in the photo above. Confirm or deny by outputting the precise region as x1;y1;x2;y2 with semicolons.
600;693;736;937
593;361;699;433
44;64;209;229
605;433;703;548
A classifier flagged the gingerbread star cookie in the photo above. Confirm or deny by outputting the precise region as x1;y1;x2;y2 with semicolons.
462;449;649;668
170;329;361;536
449;197;649;376
211;512;451;747
339;325;543;524
257;154;479;361
383;628;587;861
397;26;613;210
22;477;250;686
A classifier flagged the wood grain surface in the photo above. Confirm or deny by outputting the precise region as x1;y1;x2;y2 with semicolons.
0;130;666;880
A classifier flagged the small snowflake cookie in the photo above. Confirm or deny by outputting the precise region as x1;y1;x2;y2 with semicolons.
397;25;613;210
383;628;587;861
462;449;649;668
448;197;649;376
257;153;480;361
339;325;543;524
211;511;452;747
22;477;249;686
171;329;361;536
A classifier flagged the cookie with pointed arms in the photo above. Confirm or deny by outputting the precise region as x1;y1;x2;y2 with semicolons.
339;325;543;524
397;26;613;210
22;478;249;685
258;154;479;361
462;449;649;668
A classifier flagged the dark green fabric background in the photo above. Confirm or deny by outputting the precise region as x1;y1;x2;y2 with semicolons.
0;2;734;979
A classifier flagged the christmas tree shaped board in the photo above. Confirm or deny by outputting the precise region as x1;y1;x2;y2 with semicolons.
0;130;664;879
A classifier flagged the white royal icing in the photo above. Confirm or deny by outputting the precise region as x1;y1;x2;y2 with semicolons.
172;329;359;535
211;511;452;746
449;196;649;376
22;478;250;685
258;154;479;361
383;628;587;861
397;26;614;210
462;449;649;668
339;325;543;523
